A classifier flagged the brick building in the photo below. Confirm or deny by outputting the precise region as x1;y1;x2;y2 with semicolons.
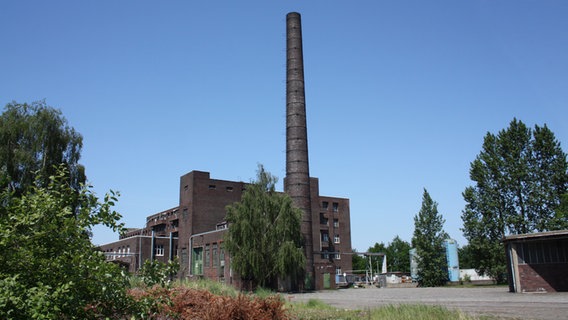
99;12;352;290
504;230;568;293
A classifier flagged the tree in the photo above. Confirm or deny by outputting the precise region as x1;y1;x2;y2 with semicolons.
457;244;476;269
0;166;133;319
385;236;411;273
367;242;387;275
461;119;568;282
351;249;367;272
224;165;305;290
0;101;85;197
412;189;448;287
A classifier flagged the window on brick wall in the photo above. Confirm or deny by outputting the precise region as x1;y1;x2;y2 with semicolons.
321;232;329;243
155;244;164;256
320;213;328;225
322;201;329;210
205;244;210;267
336;267;342;275
212;243;218;267
334;234;340;244
332;202;339;212
333;219;339;228
334;253;341;260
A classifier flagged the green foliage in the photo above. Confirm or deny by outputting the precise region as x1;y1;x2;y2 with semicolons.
385;236;411;273
412;189;448;287
224;164;305;290
355;236;411;274
0;166;133;319
288;301;485;320
351;248;367;272
0;101;85;196
138;258;180;288
457;244;476;269
461;119;568;283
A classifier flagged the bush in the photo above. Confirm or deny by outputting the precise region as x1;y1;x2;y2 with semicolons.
0;167;134;319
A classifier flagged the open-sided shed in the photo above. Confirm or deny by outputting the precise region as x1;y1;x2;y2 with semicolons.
504;230;568;293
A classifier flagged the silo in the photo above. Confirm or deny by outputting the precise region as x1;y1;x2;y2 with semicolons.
444;239;460;282
409;248;419;282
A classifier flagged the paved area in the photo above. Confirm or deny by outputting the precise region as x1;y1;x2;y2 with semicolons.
286;287;568;320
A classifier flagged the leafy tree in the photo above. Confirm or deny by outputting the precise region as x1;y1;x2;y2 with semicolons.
224;165;305;290
0;101;85;197
368;242;387;273
412;189;448;287
457;244;476;269
351;249;367;272
0;166;134;319
461;119;568;282
385;236;411;273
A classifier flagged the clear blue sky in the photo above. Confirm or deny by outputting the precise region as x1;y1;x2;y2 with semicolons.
1;1;567;251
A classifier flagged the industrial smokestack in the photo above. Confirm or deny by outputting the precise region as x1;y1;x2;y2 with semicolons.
284;12;314;283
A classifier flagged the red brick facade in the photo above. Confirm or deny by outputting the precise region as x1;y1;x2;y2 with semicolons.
99;171;352;291
505;230;568;293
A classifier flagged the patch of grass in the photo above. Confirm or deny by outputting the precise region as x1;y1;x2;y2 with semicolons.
370;304;481;320
175;278;239;297
287;300;494;320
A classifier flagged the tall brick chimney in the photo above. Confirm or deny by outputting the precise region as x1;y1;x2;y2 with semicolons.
284;12;314;286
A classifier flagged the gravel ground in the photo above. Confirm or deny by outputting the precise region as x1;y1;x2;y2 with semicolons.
286;287;568;320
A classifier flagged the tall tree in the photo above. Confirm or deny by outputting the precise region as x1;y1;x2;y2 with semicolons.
385;236;411;273
224;165;305;290
0;101;85;196
461;119;568;282
412;189;448;287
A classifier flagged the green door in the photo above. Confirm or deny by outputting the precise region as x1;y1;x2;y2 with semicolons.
323;273;331;289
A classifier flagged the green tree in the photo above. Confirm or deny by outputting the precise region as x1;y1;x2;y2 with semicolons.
224;165;305;290
412;189;448;287
0;166;133;319
461;119;568;282
368;242;387;273
351;249;367;273
457;244;476;269
0;101;85;197
385;236;411;273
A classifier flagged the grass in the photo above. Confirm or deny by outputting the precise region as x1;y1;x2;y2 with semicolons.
129;278;497;320
287;300;494;320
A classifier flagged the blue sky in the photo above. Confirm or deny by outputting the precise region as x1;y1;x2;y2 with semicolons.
1;1;567;251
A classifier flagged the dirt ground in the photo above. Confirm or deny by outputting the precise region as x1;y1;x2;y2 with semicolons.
286;286;568;320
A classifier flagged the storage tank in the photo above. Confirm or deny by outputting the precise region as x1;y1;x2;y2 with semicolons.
444;239;460;282
409;248;419;282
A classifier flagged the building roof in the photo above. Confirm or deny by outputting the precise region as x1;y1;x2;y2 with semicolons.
504;230;568;242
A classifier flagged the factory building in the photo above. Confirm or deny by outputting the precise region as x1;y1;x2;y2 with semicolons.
99;12;352;291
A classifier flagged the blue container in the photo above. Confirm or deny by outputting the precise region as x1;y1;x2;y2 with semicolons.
444;239;460;282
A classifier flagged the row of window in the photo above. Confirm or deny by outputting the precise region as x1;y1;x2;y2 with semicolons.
321;232;341;244
321;251;341;260
319;214;340;228
321;201;339;212
104;246;131;260
192;242;225;275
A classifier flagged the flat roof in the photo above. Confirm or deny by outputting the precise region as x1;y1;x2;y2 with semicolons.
504;230;568;242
